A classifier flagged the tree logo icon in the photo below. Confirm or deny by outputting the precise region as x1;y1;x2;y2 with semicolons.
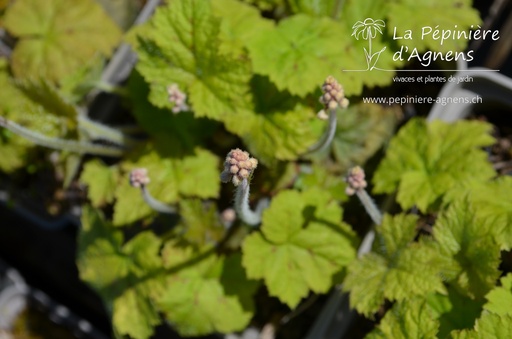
351;18;387;70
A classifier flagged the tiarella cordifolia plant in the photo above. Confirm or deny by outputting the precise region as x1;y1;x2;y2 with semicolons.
4;0;511;339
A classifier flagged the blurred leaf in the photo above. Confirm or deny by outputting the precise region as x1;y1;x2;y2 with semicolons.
3;0;121;83
212;0;274;55
373;118;495;212
0;62;70;138
433;199;501;299
388;0;481;52
130;0;253;121
243;188;357;308
0;59;77;173
287;0;340;17
96;0;140;31
245;14;343;96
227;75;323;164
113;232;163;339
245;13;398;96
239;0;284;11
59;56;105;104
77;207;163;339
113;144;220;226
80;159;119;207
258;161;298;194
62;152;82;188
294;164;348;201
366;297;439;339
451;313;512;339
159;244;257;336
343;214;446;317
178;199;225;246
15;79;78;131
427;288;484;337
77;206;128;293
484;273;512;316
0;126;29;172
459;176;512;251
127;71;218;157
113;287;161;339
312;103;398;171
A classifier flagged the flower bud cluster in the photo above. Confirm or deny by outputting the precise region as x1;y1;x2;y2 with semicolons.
167;84;190;113
345;166;367;196
129;168;150;188
220;148;258;186
319;76;349;110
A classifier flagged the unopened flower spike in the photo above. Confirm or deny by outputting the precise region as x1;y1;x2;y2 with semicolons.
220;148;263;226
307;76;348;153
129;168;176;214
167;84;189;113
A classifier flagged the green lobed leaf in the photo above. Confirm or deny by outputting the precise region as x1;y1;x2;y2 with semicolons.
96;0;141;31
294;164;348;202
450;313;512;339
462;177;512;251
112;287;161;339
77;207;164;339
211;0;274;56
366;297;439;339
128;70;219;156
373;118;495;212
225;75;323;164
245;10;401;96
130;0;253;121
343;214;446;317
257;161;298;195
0;61;72;139
387;0;481;53
59;56;105;104
159;243;258;336
3;0;121;83
310;103;398;172
287;0;340;18
427;287;484;338
113;144;220;226
240;0;285;11
177;199;225;247
16;79;78;129
433;199;501;299
77;206;128;293
0;130;28;172
484;273;512;316
242;188;357;308
80;159;119;207
245;14;345;96
113;232;164;339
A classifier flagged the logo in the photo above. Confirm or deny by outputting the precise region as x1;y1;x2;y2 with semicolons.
351;18;387;71
346;18;500;73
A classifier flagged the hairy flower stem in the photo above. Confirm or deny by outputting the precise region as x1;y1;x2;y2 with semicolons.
0;116;125;157
307;107;337;153
235;178;262;226
356;189;382;226
140;185;176;215
77;114;139;148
